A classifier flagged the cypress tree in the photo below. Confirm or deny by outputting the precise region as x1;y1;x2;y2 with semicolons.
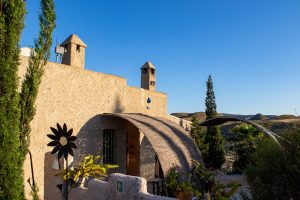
0;0;26;199
204;75;225;169
0;0;55;198
19;0;56;160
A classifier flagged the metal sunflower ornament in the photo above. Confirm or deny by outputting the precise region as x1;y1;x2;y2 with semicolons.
47;123;77;200
47;123;77;159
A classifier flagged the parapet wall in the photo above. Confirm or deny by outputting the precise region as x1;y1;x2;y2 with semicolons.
69;173;175;200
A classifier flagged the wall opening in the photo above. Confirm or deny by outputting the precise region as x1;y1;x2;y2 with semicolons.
103;129;116;164
76;44;81;52
143;68;148;74
151;68;155;75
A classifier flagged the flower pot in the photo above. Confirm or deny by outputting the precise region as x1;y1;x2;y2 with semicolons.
176;191;194;200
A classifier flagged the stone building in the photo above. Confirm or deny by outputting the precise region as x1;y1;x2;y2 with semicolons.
19;34;201;199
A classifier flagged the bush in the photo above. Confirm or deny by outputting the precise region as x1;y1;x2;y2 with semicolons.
245;128;300;200
230;124;263;173
190;117;208;162
205;126;225;169
165;166;179;197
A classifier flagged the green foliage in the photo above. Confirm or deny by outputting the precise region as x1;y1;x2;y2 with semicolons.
204;75;225;169
62;155;118;183
176;182;194;193
30;183;41;200
212;182;241;200
19;0;56;159
191;117;208;161
192;160;240;200
0;0;26;199
245;128;300;200
166;165;179;196
0;0;55;198
191;160;215;192
230;124;263;173
205;126;225;169
166;165;195;197
205;75;217;120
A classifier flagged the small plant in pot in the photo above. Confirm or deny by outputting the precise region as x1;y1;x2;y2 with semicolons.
166;165;179;197
57;155;118;188
166;166;195;199
176;182;194;200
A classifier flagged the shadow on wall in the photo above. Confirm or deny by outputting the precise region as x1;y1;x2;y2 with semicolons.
114;94;124;113
74;115;103;163
75;93;124;162
43;115;104;200
44;93;125;200
44;152;64;200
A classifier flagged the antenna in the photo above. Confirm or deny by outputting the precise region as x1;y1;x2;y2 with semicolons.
295;108;298;116
55;38;65;63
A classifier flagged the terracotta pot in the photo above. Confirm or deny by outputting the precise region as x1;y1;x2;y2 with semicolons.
176;191;194;200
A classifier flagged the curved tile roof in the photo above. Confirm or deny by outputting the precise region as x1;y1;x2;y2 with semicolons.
102;113;202;176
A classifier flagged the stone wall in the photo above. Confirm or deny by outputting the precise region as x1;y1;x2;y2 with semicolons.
18;56;168;199
69;173;175;200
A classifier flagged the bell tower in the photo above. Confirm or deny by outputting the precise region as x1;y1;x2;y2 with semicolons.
141;61;156;91
61;34;87;69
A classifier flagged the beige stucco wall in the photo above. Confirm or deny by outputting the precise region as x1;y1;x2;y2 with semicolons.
18;56;168;199
69;173;175;200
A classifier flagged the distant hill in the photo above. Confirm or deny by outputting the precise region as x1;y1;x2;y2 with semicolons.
249;113;269;120
171;112;298;122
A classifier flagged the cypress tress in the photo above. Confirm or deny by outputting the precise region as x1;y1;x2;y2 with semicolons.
0;0;26;199
204;75;225;169
19;0;56;160
0;0;55;198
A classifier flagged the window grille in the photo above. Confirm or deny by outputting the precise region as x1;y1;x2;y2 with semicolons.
103;129;116;164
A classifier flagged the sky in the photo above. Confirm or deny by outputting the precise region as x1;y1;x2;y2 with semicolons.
21;0;300;115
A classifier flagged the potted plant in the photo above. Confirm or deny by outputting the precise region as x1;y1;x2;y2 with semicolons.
166;166;179;197
176;182;194;200
57;155;118;188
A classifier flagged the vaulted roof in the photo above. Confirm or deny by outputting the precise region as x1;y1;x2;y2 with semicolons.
102;113;202;176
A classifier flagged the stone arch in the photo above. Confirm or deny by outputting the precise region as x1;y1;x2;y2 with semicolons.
101;113;202;177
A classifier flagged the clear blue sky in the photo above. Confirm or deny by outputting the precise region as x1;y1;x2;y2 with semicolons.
21;0;300;115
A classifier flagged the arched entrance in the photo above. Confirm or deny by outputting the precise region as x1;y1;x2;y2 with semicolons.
100;113;202;178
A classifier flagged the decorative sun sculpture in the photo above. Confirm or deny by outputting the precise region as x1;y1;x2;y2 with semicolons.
47;123;77;159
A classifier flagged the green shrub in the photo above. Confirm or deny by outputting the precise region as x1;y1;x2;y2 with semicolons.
205;126;225;169
245;128;300;200
212;182;241;200
165;166;179;197
190;117;209;162
191;160;215;192
166;165;196;197
229;124;263;173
